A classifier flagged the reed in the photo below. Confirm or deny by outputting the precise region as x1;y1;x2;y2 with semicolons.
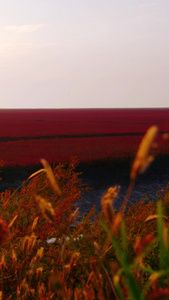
0;127;168;299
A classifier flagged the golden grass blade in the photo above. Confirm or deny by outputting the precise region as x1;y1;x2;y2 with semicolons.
12;248;17;265
8;215;18;228
36;247;44;260
94;241;101;256
31;216;39;230
28;169;46;180
68;252;80;271
149;271;167;285
103;245;113;256
145;215;169;223
40;159;62;196
22;233;37;254
0;254;6;272
36;267;43;281
69;208;79;224
145;214;158;222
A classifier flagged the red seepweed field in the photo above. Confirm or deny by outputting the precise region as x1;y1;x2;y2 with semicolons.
0;108;168;167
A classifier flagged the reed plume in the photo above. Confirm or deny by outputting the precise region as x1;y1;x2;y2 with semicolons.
130;125;158;180
34;194;55;223
40;159;62;196
101;186;120;224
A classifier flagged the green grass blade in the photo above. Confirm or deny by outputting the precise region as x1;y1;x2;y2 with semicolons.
157;201;165;269
115;285;126;300
121;222;127;252
113;227;145;300
102;221;145;299
131;264;154;274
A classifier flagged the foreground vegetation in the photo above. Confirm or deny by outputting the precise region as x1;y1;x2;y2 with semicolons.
0;126;169;299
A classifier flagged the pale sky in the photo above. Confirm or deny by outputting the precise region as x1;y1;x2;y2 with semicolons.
0;0;169;108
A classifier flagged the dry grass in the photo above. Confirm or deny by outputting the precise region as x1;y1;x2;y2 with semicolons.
0;126;168;299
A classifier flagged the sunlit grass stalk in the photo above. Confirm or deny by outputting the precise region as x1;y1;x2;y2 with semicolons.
121;125;159;214
121;178;135;214
61;235;66;270
101;262;119;299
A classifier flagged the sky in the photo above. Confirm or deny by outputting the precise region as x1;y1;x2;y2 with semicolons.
0;0;169;108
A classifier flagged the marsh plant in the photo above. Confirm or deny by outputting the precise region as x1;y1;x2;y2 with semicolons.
0;126;168;299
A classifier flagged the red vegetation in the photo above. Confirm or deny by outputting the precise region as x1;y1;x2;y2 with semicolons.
0;109;168;167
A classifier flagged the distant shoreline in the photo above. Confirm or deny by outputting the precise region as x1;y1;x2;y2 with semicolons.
0;107;169;111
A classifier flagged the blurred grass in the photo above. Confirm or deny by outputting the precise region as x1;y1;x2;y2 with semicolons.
0;126;168;299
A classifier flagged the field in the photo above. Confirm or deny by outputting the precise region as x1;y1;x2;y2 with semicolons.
0;108;168;167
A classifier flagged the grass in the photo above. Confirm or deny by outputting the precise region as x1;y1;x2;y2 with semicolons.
0;126;168;299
